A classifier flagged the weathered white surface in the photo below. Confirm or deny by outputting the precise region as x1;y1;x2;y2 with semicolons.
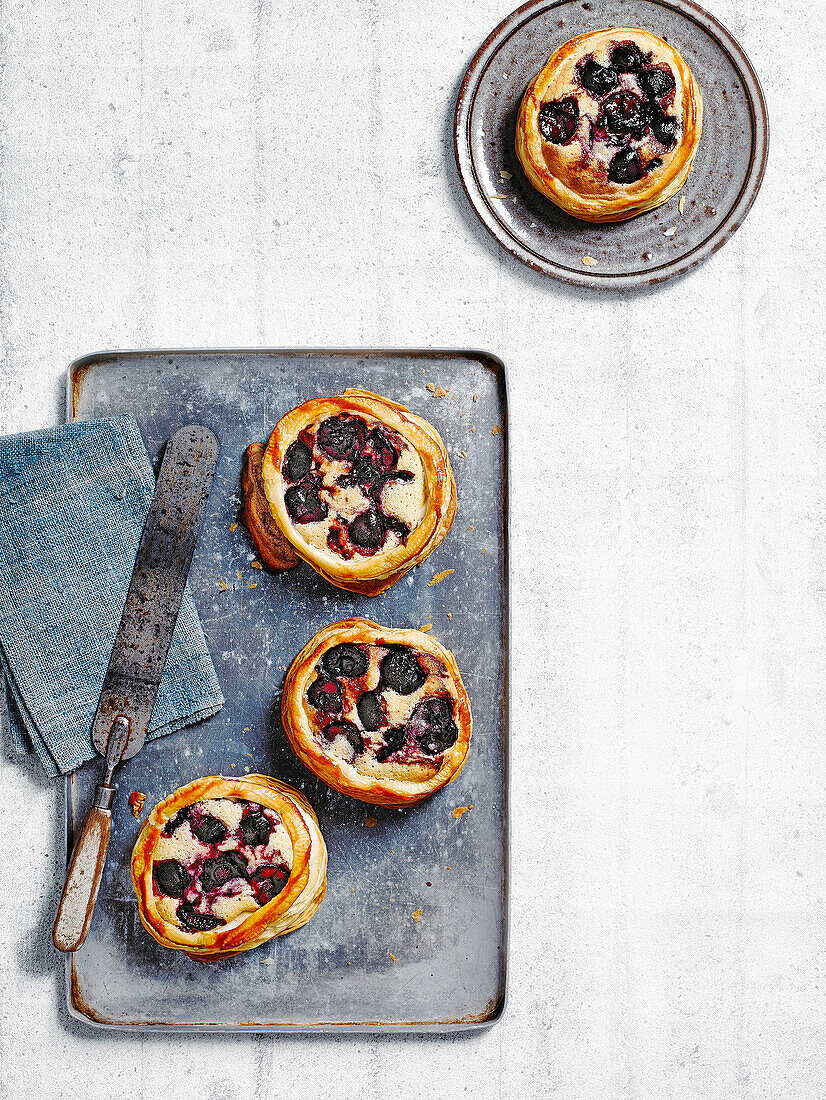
0;0;824;1096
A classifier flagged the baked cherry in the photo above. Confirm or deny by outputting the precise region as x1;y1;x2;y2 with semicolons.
610;42;644;73
350;457;385;495
163;806;190;836
537;96;580;144
381;646;426;695
598;91;653;140
282;439;312;483
199;851;248;892
360;428;397;474
348;509;386;550
322;720;364;755
321;643;369;679
578;59;618;98
153;859;190;898
240;810;273;848
307;675;343;714
652;112;678;148
316;415;367;460
249;864;290;905
375;724;407;762
191;814;228;845
285;481;328;524
356;690;383;732
177;901;224;932
608;148;645;184
639;65;675;100
408;696;459;756
383;514;411;544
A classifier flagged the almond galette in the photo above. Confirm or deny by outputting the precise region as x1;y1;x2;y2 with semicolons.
258;390;456;595
516;27;703;222
282;618;472;806
131;774;327;960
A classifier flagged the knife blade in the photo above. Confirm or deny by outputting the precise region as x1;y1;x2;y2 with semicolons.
53;424;220;952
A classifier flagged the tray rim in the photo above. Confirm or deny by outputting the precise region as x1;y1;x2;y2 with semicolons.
64;346;511;1033
454;0;770;290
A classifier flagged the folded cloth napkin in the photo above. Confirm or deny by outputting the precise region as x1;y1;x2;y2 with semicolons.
0;414;224;777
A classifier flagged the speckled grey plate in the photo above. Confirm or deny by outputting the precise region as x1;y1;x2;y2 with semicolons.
455;0;768;288
65;348;508;1031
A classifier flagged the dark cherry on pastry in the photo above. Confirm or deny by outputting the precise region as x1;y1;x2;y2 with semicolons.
131;774;327;960
259;390;457;595
516;27;703;222
282;618;472;807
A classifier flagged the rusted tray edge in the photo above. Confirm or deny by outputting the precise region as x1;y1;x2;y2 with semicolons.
67;346;507;422
64;347;511;1034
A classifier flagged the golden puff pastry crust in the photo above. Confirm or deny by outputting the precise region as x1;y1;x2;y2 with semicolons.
282;618;472;807
131;774;327;961
516;27;703;223
242;442;300;571
261;390;457;595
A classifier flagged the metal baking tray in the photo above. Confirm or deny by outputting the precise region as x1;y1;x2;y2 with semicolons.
65;349;509;1031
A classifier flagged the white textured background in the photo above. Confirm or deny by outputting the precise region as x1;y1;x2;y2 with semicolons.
1;0;824;1097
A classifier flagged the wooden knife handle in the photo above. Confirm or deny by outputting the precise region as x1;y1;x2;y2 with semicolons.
53;796;113;953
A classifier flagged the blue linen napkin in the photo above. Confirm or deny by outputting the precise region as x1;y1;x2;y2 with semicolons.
0;414;224;777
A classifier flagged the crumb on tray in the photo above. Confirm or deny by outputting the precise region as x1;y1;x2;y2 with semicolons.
128;791;146;818
428;569;454;587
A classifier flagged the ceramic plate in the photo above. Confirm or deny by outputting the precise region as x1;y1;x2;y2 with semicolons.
455;0;768;288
